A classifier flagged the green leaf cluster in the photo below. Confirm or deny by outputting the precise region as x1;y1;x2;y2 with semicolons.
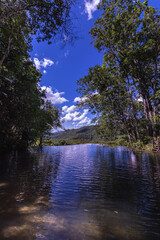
0;0;75;151
77;0;160;145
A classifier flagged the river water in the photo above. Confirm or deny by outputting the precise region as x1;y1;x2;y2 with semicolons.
0;144;160;240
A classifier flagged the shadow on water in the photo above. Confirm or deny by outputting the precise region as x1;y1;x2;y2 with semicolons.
0;145;160;240
0;148;61;240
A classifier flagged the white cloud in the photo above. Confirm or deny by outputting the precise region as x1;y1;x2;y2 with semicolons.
74;117;91;128
41;86;68;105
51;127;64;133
62;106;68;113
84;0;101;20
80;117;91;125
61;111;80;123
23;57;31;62
61;114;73;122
73;109;89;121
41;58;54;68
34;58;54;70
34;58;41;69
61;109;89;123
74;92;98;104
74;97;81;103
43;70;47;74
136;94;143;102
74;96;88;103
137;97;143;102
62;105;77;114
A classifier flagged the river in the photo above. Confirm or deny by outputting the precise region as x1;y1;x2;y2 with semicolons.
0;144;160;240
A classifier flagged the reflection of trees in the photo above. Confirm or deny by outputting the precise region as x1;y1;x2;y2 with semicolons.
84;147;160;210
76;146;160;239
0;145;160;239
0;147;61;239
78;147;134;202
0;148;61;200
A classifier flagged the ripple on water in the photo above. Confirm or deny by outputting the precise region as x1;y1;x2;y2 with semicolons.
0;145;160;240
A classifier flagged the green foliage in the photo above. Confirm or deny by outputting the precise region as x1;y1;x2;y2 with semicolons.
0;0;74;151
50;126;100;142
106;138;128;147
0;54;61;150
0;0;75;43
141;136;153;144
58;140;68;146
133;141;144;150
77;0;160;145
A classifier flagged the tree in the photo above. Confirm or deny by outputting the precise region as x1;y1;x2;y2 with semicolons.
0;0;75;43
77;65;141;145
36;101;61;148
0;56;61;150
91;0;160;137
77;0;160;143
0;0;76;68
0;0;74;151
0;14;35;150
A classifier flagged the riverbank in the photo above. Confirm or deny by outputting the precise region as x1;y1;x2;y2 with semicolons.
34;137;154;153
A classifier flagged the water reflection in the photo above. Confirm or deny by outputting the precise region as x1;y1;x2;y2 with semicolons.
0;145;160;240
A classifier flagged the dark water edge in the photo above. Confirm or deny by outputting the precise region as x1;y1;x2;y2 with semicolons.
0;144;160;240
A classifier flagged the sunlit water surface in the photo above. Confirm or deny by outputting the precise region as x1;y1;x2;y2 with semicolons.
0;144;160;240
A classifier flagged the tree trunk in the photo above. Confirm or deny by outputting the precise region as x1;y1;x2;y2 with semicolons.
39;136;43;148
153;39;159;123
127;129;133;147
128;83;140;141
123;119;133;147
146;96;157;138
0;35;12;67
21;130;29;150
143;97;150;136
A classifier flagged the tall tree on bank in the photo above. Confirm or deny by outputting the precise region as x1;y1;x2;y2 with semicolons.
77;65;142;145
77;0;160;143
0;54;61;150
0;0;75;151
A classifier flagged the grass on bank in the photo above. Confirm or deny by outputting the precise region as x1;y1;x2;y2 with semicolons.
33;136;155;152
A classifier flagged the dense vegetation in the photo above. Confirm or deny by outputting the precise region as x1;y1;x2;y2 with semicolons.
41;125;129;147
1;0;160;151
77;0;160;147
0;0;75;151
47;126;100;144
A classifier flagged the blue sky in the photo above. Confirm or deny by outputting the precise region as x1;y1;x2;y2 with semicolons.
30;0;160;131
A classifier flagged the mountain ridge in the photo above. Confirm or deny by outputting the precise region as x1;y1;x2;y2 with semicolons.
50;125;100;142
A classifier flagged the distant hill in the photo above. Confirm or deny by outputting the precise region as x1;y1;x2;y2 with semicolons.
50;126;100;142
